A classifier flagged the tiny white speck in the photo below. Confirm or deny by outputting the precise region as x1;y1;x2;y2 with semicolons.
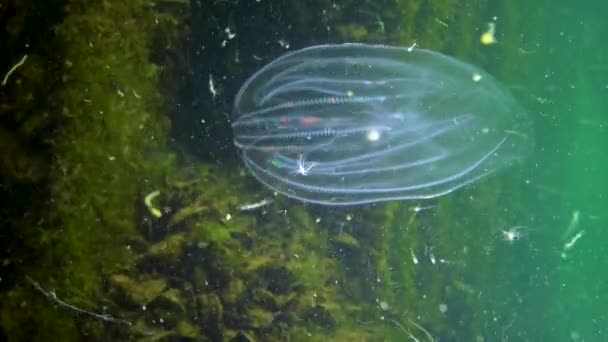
367;128;380;142
224;27;236;40
379;301;390;311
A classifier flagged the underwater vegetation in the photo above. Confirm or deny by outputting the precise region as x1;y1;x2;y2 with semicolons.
0;0;534;340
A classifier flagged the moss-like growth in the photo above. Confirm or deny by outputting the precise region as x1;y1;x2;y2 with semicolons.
0;0;529;340
1;0;187;339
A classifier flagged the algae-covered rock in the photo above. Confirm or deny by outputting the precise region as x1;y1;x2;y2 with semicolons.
244;307;274;329
256;265;297;295
175;320;200;339
220;278;246;307
231;331;255;342
244;255;274;272
196;293;223;335
191;221;232;245
169;202;210;227
331;231;360;250
303;305;335;331
249;287;279;309
147;232;187;260
111;274;167;306
132;319;173;341
157;288;186;313
335;24;369;40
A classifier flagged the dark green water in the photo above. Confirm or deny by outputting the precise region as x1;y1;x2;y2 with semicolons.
489;0;608;340
524;2;608;341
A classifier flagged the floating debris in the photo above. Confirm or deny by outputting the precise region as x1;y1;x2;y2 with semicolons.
27;276;131;325
209;74;218;99
480;22;497;45
2;54;28;86
238;198;272;211
144;190;162;218
407;41;417;52
501;226;529;243
434;18;449;27
562;209;580;240
561;230;584;259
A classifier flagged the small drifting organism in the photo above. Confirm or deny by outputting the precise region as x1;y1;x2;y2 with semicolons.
562;209;580;240
209;74;218;99
231;43;532;205
407;41;417;52
294;154;317;176
480;22;497;45
500;226;529;243
238;198;273;212
409;205;435;214
144;190;162;218
561;230;584;259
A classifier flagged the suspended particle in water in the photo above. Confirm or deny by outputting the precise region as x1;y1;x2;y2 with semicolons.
501;226;528;243
480;22;497;45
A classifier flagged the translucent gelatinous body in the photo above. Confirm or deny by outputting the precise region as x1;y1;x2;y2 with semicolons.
232;44;532;205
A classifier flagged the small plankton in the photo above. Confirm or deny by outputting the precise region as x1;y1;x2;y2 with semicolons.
295;154;316;176
480;22;497;45
144;190;162;218
501;226;528;243
209;74;217;98
238;198;272;211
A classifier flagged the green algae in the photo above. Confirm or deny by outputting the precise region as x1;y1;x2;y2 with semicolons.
0;0;530;340
48;0;176;287
1;0;186;339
